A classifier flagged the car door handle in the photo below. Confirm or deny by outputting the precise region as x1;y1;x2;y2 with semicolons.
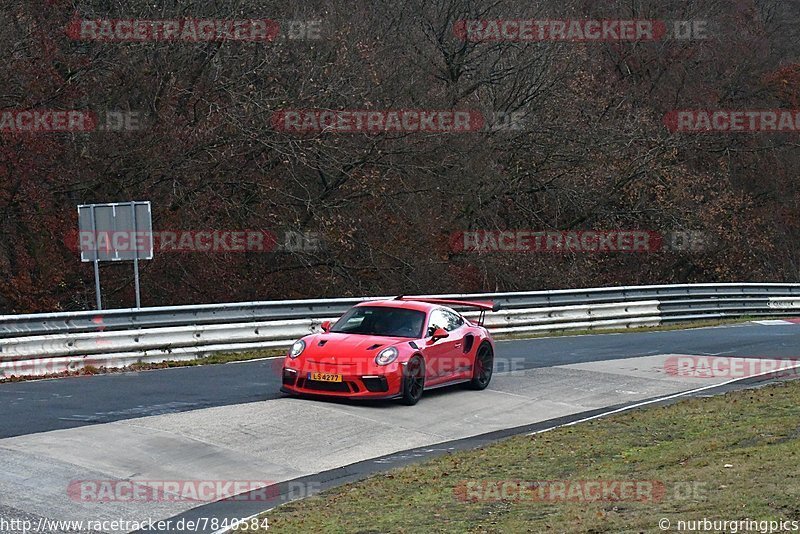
454;343;462;348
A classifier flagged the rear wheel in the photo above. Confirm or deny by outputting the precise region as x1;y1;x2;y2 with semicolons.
400;356;425;405
467;342;493;390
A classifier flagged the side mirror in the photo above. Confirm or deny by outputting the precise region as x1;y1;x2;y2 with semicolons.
430;328;449;342
320;320;331;333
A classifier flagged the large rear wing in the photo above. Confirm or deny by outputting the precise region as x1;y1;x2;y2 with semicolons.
394;296;499;326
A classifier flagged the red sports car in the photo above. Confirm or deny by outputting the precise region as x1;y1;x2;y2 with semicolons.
281;297;498;405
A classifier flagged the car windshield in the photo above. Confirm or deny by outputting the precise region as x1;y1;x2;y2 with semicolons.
330;306;426;338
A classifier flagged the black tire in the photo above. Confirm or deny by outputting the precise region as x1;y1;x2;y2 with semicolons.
467;342;494;390
400;356;425;405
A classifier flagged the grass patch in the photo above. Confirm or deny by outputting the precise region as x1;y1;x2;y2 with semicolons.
125;349;284;370
0;348;284;383
247;379;800;533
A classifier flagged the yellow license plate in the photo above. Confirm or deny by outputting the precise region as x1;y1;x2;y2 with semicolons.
309;372;342;382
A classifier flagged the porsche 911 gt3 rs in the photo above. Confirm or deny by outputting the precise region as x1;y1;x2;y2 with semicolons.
280;297;498;405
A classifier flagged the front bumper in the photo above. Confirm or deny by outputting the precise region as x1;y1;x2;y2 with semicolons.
281;362;404;399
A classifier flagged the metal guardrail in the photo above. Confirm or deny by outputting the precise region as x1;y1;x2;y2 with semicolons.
2;283;800;338
1;284;799;378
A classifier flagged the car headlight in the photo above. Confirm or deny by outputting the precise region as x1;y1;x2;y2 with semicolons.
289;340;306;359
375;346;399;366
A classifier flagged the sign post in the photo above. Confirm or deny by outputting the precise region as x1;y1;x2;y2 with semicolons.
88;205;102;309
131;203;141;309
78;201;153;310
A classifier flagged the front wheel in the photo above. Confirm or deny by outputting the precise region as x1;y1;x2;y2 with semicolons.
467;342;493;390
400;356;425;405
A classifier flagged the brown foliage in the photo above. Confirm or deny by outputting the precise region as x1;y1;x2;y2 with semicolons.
0;0;798;312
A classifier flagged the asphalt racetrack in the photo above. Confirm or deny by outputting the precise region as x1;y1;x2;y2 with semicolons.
1;320;798;533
